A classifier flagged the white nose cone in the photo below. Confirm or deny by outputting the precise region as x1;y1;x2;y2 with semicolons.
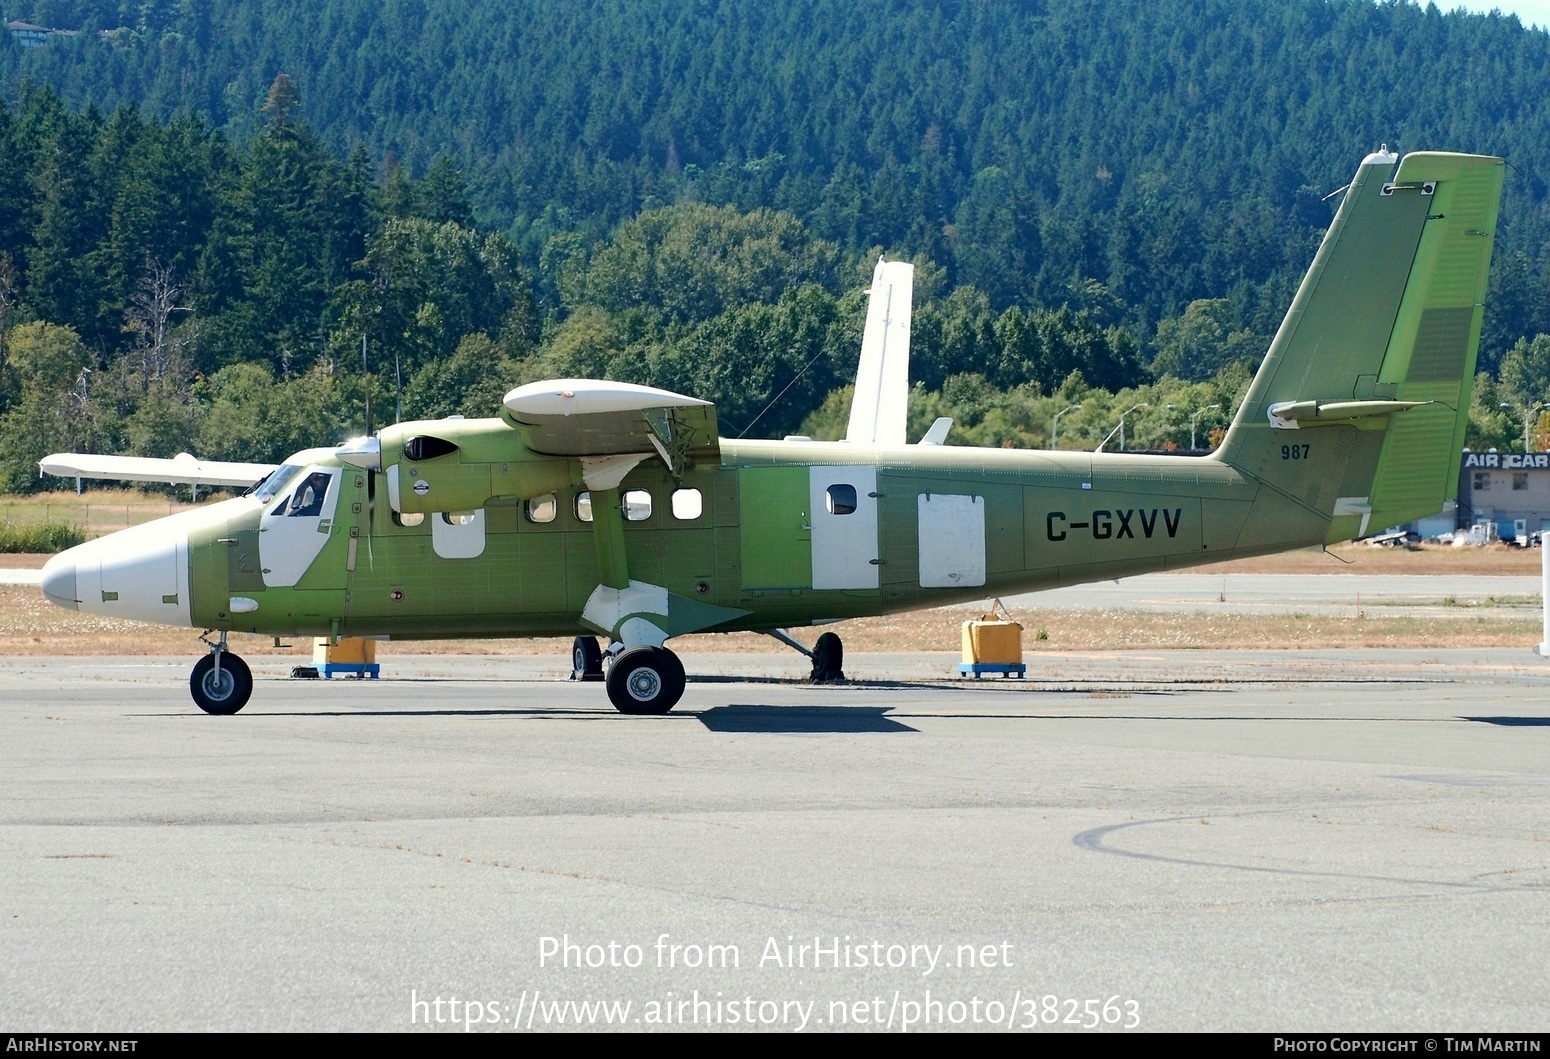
40;526;191;627
39;551;79;611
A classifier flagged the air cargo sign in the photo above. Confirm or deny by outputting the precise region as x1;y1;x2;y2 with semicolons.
1046;507;1183;542
1464;452;1550;469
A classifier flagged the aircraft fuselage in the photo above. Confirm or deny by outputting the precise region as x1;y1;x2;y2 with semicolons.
41;436;1307;644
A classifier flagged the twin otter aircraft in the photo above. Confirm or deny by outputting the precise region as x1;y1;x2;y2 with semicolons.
39;149;1503;715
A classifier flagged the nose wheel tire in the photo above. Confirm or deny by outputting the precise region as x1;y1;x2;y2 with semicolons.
605;646;685;714
190;653;253;715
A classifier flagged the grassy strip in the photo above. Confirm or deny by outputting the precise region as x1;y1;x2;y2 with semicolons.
0;584;1537;655
0;520;85;553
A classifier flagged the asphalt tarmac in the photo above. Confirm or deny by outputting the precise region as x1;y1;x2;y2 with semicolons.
2;646;1548;1033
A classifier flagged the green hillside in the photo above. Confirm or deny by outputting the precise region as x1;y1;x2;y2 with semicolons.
2;0;1550;485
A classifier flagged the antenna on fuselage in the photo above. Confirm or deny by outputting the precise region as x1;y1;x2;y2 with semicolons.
361;334;373;437
361;333;378;548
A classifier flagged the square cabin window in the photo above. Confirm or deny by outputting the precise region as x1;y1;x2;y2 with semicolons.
525;494;557;523
826;483;857;515
1473;472;1491;491
1514;473;1529;491
671;487;703;520
623;489;652;521
574;491;593;522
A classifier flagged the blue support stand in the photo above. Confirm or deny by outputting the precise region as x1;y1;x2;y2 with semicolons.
958;662;1026;679
319;663;380;679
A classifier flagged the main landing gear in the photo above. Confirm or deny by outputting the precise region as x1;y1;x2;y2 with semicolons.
570;635;604;682
606;645;686;715
574;635;686;714
190;632;253;715
574;628;843;715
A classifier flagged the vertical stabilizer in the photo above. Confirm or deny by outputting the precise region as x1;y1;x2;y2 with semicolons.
1215;150;1503;546
846;258;914;445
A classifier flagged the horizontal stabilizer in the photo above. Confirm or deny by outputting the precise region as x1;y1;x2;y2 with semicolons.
1267;399;1429;427
918;417;953;445
40;452;277;488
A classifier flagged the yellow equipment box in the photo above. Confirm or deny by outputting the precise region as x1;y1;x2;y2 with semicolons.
312;636;380;678
960;599;1025;678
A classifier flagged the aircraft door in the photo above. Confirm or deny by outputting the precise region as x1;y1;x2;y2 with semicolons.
917;492;986;588
809;465;880;590
739;466;812;589
258;467;342;587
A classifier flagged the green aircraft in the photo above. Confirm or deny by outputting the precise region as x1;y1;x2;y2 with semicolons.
38;149;1502;716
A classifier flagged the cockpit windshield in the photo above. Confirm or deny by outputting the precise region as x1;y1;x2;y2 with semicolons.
253;464;305;505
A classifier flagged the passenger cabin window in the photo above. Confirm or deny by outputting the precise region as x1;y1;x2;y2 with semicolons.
403;435;459;461
441;512;478;526
826;483;858;515
623;490;652;521
393;511;425;528
525;494;557;523
575;492;593;522
671;488;703;520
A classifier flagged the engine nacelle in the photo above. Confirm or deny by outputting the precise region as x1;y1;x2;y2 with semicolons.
377;418;574;515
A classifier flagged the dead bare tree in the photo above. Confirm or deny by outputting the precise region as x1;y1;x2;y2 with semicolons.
123;257;190;390
0;253;17;381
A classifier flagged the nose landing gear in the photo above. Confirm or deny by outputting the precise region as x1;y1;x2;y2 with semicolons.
191;632;253;715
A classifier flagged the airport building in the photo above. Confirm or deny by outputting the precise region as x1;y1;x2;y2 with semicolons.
1453;450;1550;541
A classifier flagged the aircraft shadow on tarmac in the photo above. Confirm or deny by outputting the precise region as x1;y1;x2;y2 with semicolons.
695;705;917;733
1463;716;1550;726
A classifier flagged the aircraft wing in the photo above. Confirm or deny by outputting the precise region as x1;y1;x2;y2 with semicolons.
503;379;720;477
39;452;277;488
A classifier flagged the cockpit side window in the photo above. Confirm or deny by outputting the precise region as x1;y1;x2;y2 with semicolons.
287;471;332;517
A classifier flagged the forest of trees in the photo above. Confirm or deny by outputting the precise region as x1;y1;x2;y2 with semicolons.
4;0;1550;492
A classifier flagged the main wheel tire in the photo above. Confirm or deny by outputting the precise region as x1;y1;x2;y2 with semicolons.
190;653;253;715
811;631;845;682
605;646;686;714
571;635;604;682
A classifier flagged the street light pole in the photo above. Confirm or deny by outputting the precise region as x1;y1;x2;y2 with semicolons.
1528;403;1549;453
1505;401;1549;452
1118;403;1148;452
1050;403;1082;448
1190;404;1221;451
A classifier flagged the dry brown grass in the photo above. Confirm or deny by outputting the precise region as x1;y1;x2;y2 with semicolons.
0;489;202;540
3;502;1540;655
1185;541;1540;576
0;583;1536;657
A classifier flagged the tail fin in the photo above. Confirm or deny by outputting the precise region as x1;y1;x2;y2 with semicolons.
1215;149;1503;545
846;257;913;445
